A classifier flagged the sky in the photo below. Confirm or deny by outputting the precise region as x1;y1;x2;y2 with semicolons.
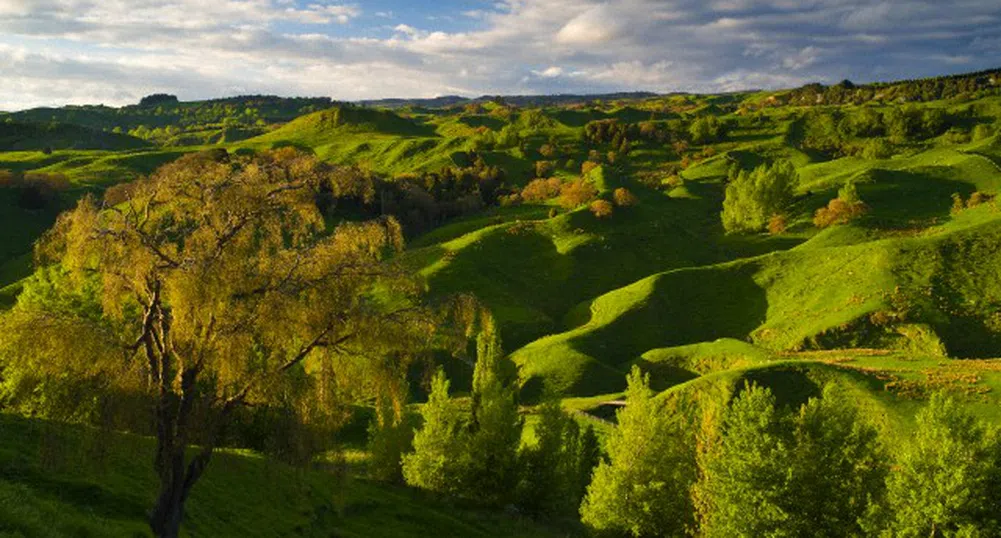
1;0;1000;110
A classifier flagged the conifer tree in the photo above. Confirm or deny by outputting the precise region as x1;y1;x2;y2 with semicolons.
580;366;695;537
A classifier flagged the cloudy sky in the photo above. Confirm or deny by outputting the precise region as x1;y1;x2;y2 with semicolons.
1;0;999;110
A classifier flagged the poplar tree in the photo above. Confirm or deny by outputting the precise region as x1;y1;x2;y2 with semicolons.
580;366;696;537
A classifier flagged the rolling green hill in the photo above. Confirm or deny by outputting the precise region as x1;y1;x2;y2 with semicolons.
3;68;1001;536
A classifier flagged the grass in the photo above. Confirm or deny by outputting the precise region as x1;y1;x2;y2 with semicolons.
0;413;575;538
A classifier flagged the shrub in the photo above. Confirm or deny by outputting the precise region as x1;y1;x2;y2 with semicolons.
581;160;600;177
951;192;966;215
862;138;894;159
559;179;598;209
534;160;555;178
497;193;522;207
967;191;993;208
767;214;788;235
814;198;868;228
521;177;562;202
612;187;639;207
589;199;614;218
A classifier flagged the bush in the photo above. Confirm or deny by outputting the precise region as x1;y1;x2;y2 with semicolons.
559;179;598;209
862;138;894;159
534;160;555;178
767;214;788;235
814;198;868;228
972;123;994;141
589;199;614;218
612;187;639;207
581;160;600;177
521;177;562;202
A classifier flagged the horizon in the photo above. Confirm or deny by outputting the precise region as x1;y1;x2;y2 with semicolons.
2;0;1000;111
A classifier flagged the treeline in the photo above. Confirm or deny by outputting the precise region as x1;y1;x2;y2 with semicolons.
6;94;336;140
797;105;981;159
773;68;1001;107
583;116;729;151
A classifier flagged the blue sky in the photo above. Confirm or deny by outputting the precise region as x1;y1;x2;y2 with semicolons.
0;0;999;110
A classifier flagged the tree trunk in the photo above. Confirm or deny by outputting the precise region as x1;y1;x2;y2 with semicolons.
150;476;186;538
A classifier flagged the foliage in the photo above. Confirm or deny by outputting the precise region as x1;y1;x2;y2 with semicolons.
695;384;885;537
522;177;563;202
612;187;639;207
885;393;1001;537
580;367;695;537
589;199;614;219
517;401;600;516
402;370;467;496
559;179;598;210
16;149;428;537
814;181;869;228
465;326;523;505
721;160;798;233
689;116;726;145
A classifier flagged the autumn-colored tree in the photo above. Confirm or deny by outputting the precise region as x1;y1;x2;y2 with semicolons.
814;182;868;228
767;214;788;235
26;150;427;537
613;187;639;207
521;177;562;202
560;179;598;209
534;160;555;178
589;199;614;219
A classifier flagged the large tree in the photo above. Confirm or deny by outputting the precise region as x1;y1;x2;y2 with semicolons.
27;149;427;537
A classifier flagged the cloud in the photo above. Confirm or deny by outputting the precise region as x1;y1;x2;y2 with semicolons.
0;0;999;109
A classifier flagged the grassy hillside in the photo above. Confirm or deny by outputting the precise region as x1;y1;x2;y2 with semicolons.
0;413;573;537
0;121;149;152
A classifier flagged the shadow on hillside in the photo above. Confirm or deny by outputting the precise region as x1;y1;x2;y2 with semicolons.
568;264;768;372
858;168;976;228
737;366;821;410
458;115;504;131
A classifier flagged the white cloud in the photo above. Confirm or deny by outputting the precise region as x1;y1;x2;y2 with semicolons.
0;0;998;109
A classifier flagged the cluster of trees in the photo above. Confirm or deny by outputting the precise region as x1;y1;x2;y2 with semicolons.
581;368;1001;537
519;176;599;210
7;95;335;139
777;68;1000;107
814;181;869;228
583;116;728;155
799;106;954;158
721;160;798;234
396;327;600;514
